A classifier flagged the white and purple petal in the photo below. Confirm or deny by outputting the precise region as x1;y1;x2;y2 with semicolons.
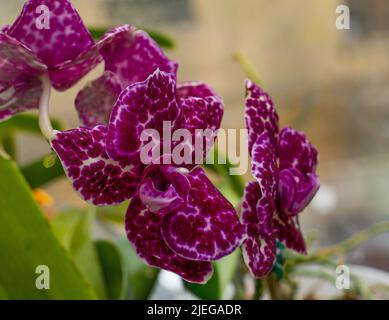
75;71;122;127
251;131;278;200
177;82;217;99
241;182;276;278
245;80;279;155
51;125;142;206
278;127;318;174
7;0;94;68
0;76;43;122
101;28;178;88
125;197;213;284
177;82;224;164
161;167;245;261
0;33;46;121
273;212;306;254
106;69;182;166
49;25;133;91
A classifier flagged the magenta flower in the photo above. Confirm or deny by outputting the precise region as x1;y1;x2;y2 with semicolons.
75;24;178;128
241;80;320;278
0;0;142;121
51;70;244;283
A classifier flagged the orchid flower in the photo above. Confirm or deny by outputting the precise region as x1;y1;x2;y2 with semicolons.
51;70;245;283
75;24;178;128
0;0;148;127
241;80;320;278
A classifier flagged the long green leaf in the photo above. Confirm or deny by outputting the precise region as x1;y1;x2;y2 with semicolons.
116;238;159;300
51;209;107;299
0;113;63;136
95;240;127;300
0;158;96;299
21;154;65;188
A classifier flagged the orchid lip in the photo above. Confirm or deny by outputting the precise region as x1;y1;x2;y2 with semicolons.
138;165;191;214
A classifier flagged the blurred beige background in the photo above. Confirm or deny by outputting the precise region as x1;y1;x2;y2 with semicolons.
1;0;389;270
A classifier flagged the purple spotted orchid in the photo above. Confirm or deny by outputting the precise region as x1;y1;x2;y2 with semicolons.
51;69;245;283
241;80;320;278
0;0;163;123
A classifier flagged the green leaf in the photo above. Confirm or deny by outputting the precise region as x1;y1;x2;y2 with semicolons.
88;27;175;50
0;113;63;136
21;154;65;188
96;201;128;224
143;29;176;50
0;285;8;300
95;240;127;300
185;250;240;299
116;238;159;299
0;158;96;299
51;209;107;299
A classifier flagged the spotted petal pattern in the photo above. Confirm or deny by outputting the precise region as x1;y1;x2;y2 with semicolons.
251;131;278;199
273;213;306;253
51;125;142;206
101;29;178;88
245;80;279;154
126;197;213;283
75;71;122;127
106;70;182;166
0;33;46;121
161;167;244;261
241;182;276;278
177;82;224;164
0;76;43;122
48;25;133;90
278;127;318;174
7;0;94;68
177;82;217;99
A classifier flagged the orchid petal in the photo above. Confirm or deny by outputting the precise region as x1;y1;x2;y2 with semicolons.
161;167;244;261
0;76;43;122
51;125;142;206
106;69;182;166
49;25;132;91
278;168;320;217
273;212;306;253
125;197;213;283
0;33;46;121
245;80;279;155
101;28;178;88
75;71;122;127
241;182;276;278
278;127;318;174
177;82;224;164
7;0;93;68
251;131;278;200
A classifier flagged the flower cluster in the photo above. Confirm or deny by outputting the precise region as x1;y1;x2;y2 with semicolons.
0;0;244;283
1;0;320;283
241;80;320;277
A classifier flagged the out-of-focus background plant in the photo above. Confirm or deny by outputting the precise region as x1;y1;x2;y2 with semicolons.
1;0;389;300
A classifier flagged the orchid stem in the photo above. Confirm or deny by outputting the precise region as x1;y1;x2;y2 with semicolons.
0;141;10;160
39;74;55;141
266;273;280;300
233;52;263;86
